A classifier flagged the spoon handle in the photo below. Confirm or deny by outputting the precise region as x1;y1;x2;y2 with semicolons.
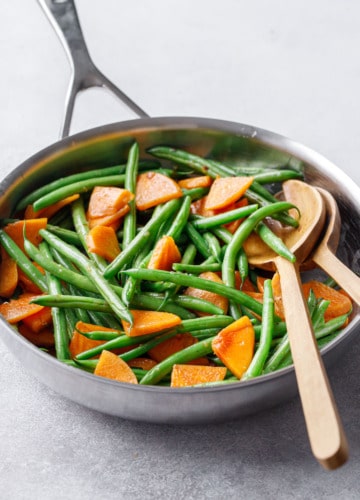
275;256;349;470
312;246;360;306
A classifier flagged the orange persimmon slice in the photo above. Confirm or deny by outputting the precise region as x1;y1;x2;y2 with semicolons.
24;194;80;219
86;225;121;262
212;315;255;379
190;196;215;217
178;176;212;189
184;271;229;316
0;249;18;298
170;364;227;387
147;235;181;271
87;186;134;218
148;332;198;362
94;350;138;384
4;218;48;254
204;176;254;211
127;357;158;370
22;306;53;333
135;172;182;211
18;323;55;348
69;331;107;359
69;321;122;358
87;205;130;231
121;309;182;337
0;293;45;324
302;280;352;321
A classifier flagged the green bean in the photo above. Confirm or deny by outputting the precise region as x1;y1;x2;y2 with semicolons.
46;224;82;247
205;159;236;177
32;175;126;212
75;332;157;360
47;206;73;228
61;285;79;335
222;202;296;311
253;321;287;340
17;164;128;211
32;294;114;313
316;332;341;348
311;299;331;329
132;294;195;319
263;313;349;373
177;315;234;333
256;222;296;263
174;295;224;316
253;169;303;184
33;289;195;320
242;280;274;380
122;268;264;317
276;332;341;370
39;229;133;324
71;197;108;271
211;225;233;244
307;289;318;318
237;247;249;284
48;247;91;323
122;142;139;249
202;233;221;262
246;185;299;228
153;243;198;297
24;237;100;294
191;328;224;339
173;260;222;274
166;195;192;242
185;223;211;259
323;276;338;288
251;180;279;203
209;159;267;177
0;230;48;292
120;331;179;362
140;336;216;385
78;330;122;341
81;330;180;365
181;187;209;200
86;309;122;331
39;242;70;360
148;146;217;178
104;198;182;279
191;204;258;230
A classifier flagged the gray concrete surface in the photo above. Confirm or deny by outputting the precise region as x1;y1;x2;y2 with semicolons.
1;1;360;498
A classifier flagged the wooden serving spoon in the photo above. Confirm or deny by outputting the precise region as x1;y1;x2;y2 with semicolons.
243;179;349;470
311;187;360;305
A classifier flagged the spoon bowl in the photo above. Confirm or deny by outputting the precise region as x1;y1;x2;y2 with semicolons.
311;188;360;306
244;180;348;470
244;180;326;268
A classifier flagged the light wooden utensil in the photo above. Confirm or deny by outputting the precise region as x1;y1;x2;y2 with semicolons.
244;179;349;469
311;187;360;305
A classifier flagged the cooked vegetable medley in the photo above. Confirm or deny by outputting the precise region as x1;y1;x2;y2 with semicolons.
0;143;353;387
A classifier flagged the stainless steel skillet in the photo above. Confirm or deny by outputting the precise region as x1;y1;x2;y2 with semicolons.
0;0;359;427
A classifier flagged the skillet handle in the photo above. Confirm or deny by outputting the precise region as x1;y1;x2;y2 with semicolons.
37;0;149;138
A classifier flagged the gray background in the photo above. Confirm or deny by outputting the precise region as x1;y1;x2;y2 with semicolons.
1;1;360;498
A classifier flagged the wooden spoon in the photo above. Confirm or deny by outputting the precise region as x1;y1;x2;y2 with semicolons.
243;179;349;470
311;187;360;305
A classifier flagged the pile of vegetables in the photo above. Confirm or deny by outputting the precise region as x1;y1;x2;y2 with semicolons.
0;143;353;387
